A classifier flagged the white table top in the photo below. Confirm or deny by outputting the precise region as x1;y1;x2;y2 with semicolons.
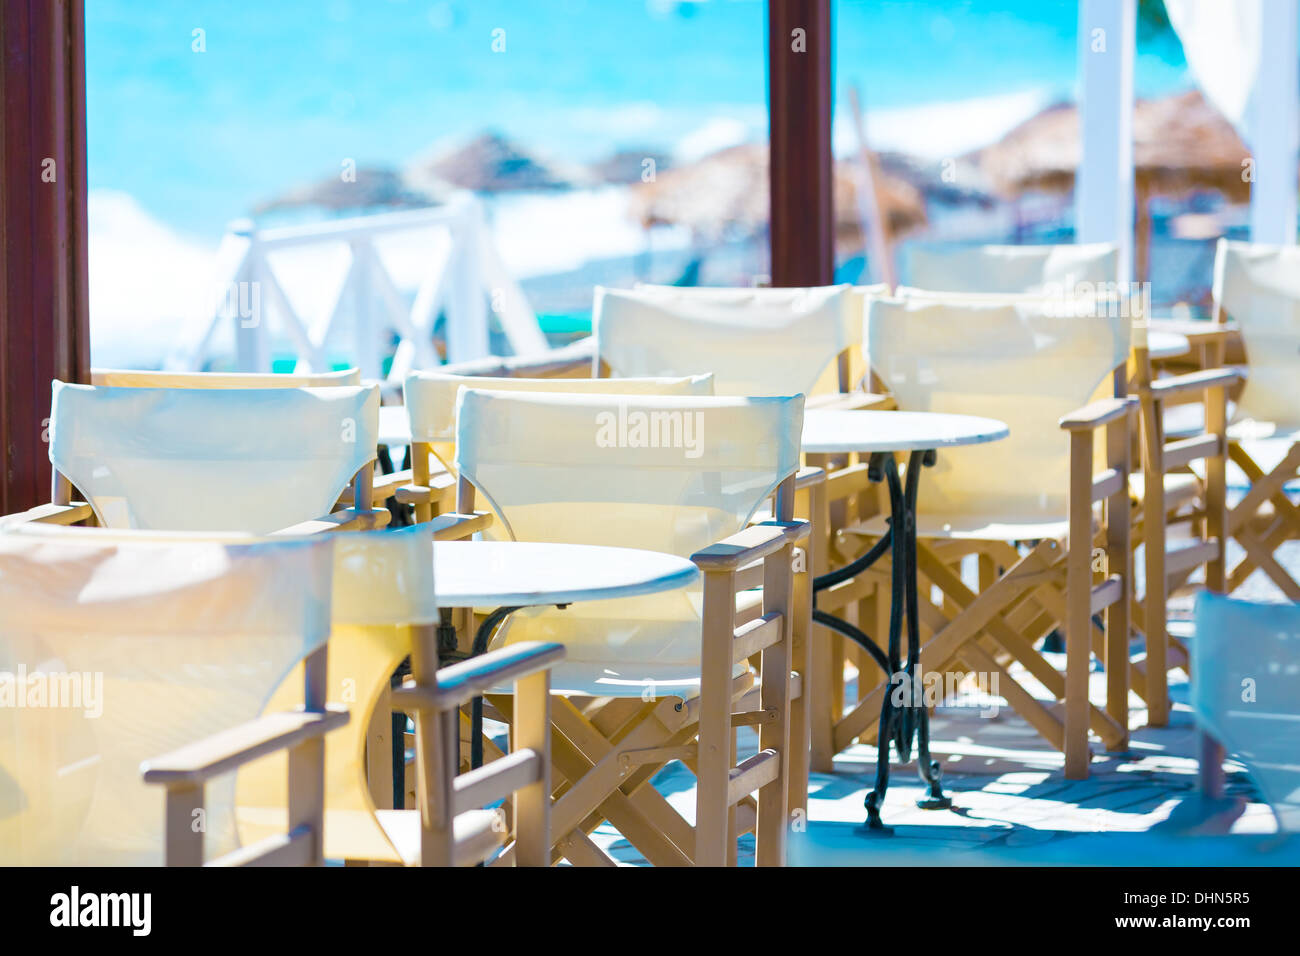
385;404;1010;456
801;409;1009;454
1147;330;1191;359
433;540;700;608
379;405;412;447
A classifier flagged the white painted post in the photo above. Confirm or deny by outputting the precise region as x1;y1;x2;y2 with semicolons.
1076;0;1135;283
229;222;269;372
350;239;383;379
445;198;491;363
1249;0;1299;245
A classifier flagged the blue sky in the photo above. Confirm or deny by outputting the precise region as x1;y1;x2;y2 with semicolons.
85;1;1190;237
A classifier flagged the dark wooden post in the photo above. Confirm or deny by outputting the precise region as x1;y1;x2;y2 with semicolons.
0;0;90;515
768;0;834;289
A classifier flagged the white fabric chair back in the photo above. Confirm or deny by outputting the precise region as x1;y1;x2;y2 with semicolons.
1194;591;1300;831
0;527;332;864
454;390;803;693
594;284;876;396
907;242;1118;295
1213;238;1300;432
867;296;1127;525
49;382;379;532
403;371;713;444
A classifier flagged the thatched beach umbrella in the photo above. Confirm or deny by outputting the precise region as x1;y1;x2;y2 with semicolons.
631;142;926;249
971;90;1250;279
254;166;442;216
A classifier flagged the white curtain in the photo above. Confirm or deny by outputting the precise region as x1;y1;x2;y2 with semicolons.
1162;0;1262;145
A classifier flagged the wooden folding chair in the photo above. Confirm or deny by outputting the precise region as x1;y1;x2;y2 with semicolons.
453;389;812;865
829;295;1135;780
0;528;344;865
1205;239;1300;600
592;284;896;768
1193;591;1300;832
235;522;563;866
1;381;387;534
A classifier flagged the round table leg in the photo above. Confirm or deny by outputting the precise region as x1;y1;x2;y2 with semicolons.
852;450;951;830
904;450;951;810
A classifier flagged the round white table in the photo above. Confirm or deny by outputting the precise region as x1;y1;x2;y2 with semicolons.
801;408;1010;830
432;540;700;768
802;409;1009;454
379;406;1013;457
378;405;412;448
434;540;699;608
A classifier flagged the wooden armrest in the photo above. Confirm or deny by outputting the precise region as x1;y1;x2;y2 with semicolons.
272;508;390;536
793;465;826;490
1149;367;1242;398
393;641;565;712
691;520;809;572
1147;318;1237;344
806;391;894;411
371;468;412;499
0;502;94;527
394;469;457;506
1059;397;1135;432
141;706;349;786
429;511;494;540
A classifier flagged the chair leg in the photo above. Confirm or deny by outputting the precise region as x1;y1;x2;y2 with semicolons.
696;568;736;866
1064;431;1094;779
1198;732;1226;799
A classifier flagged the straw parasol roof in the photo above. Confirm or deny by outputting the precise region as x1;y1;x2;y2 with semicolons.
971;89;1250;203
631;142;927;245
406;130;580;193
254;167;442;215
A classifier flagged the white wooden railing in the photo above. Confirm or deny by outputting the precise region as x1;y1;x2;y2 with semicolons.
166;192;548;380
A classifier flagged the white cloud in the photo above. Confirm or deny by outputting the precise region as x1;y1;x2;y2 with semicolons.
674;116;756;162
836;88;1053;160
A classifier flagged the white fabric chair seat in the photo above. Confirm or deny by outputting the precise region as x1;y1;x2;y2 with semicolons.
376;808;505;867
485;588;762;697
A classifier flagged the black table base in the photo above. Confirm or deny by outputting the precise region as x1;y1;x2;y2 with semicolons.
812;449;951;832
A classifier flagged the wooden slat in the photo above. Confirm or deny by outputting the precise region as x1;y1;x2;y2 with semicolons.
733;612;784;663
142;707;349;785
272;508;389;535
1090;575;1123;614
395;469;457;505
1091;468;1124;503
1150;366;1241;397
1165;538;1220;578
1163;433;1221;470
429;510;493;540
1;501;93;526
727;749;780;805
212;826;314;867
451;748;542;815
